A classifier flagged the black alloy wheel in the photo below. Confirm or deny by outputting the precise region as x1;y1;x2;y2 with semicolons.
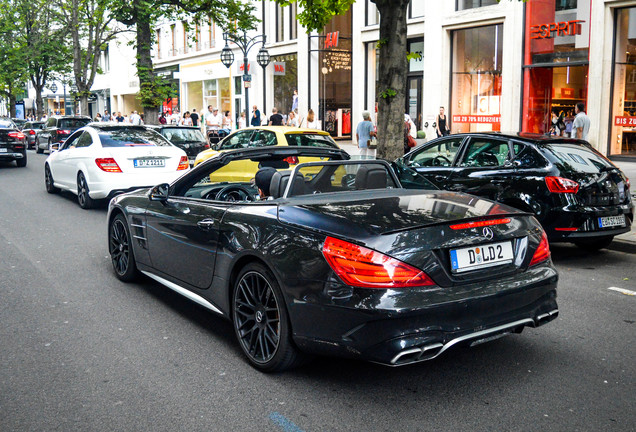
109;214;138;281
44;164;59;193
232;263;304;372
77;172;95;209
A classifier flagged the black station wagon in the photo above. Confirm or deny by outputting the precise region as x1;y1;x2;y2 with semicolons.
395;132;634;250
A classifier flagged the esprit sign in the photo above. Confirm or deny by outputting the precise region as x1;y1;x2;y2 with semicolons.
324;31;339;49
530;20;584;39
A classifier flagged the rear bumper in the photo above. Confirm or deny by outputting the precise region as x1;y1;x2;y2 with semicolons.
544;203;634;241
290;264;558;366
0;151;25;160
87;170;186;199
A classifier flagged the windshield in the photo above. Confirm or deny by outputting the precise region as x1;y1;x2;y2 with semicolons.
98;128;172;147
286;161;400;198
60;119;90;129
161;128;206;143
541;143;615;174
284;133;338;148
0;120;16;128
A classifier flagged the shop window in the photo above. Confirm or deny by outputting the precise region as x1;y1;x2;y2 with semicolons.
290;3;297;40
522;0;591;135
610;7;636;156
366;0;379;26
457;0;498;11
272;53;298;115
555;0;577;11
186;81;203;112
451;24;503;134
170;24;176;56
276;5;285;42
409;0;425;18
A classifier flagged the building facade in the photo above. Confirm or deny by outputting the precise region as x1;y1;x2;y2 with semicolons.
100;0;636;158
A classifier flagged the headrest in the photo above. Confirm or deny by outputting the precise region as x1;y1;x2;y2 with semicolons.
269;170;308;198
354;165;387;190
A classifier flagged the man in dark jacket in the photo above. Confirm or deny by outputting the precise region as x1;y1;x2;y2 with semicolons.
251;105;261;127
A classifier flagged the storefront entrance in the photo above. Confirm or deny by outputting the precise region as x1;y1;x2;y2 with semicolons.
610;6;636;157
522;0;590;136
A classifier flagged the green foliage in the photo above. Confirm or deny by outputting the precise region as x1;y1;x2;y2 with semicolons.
406;51;419;62
109;0;258;111
376;38;388;49
277;0;356;32
379;88;397;99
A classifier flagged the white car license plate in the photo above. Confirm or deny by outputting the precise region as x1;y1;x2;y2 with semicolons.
0;148;7;153
450;241;514;273
598;215;625;228
134;159;165;168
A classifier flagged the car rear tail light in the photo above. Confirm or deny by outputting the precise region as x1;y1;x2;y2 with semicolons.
204;144;210;149
626;176;630;190
8;132;25;139
322;236;436;288
529;231;551;267
57;129;71;135
29;130;36;135
177;156;189;171
284;156;299;165
545;176;579;194
449;218;511;230
554;227;578;232
95;158;122;173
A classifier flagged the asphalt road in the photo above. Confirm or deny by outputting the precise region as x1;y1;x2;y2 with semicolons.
1;152;635;432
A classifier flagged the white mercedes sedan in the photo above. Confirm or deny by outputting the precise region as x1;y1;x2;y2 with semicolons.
44;124;190;209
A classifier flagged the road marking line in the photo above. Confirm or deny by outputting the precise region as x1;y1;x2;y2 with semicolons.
269;412;305;432
608;287;636;296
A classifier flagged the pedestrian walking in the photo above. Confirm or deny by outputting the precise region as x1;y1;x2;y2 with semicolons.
268;107;283;126
94;113;102;122
238;111;247;129
571;102;591;140
251;105;261;126
287;111;299;127
130;111;141;125
103;110;111;122
220;110;232;136
291;89;298;112
115;112;124;122
159;112;167;124
436;107;450;137
305;109;318;129
356;111;376;159
190;108;199;126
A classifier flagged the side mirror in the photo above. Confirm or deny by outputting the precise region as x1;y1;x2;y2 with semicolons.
149;183;170;202
51;143;59;151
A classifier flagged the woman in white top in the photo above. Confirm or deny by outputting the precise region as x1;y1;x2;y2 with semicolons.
305;109;319;129
220;110;233;137
238;111;247;129
287;111;299;127
181;112;193;126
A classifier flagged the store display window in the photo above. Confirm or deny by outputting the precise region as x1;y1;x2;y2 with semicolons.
272;53;298;116
610;7;636;156
450;24;503;134
522;0;590;135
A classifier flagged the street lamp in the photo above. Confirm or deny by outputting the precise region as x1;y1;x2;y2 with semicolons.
220;31;270;120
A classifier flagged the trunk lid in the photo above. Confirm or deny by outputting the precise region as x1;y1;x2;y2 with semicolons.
105;146;185;173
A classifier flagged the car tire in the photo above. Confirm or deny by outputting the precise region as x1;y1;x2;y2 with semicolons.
16;154;27;167
574;236;614;251
77;172;95;209
45;164;60;193
232;262;306;372
109;213;138;282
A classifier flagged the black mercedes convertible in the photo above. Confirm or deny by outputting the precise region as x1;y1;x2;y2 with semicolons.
107;146;559;372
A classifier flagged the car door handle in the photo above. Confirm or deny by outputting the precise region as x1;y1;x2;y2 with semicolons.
434;175;446;182
197;219;215;230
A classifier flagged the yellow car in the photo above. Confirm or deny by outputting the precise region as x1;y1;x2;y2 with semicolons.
194;127;341;181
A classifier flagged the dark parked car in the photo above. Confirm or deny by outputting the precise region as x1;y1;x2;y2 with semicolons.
108;146;558;372
148;125;209;165
22;121;45;149
394;132;634;250
11;118;27;129
36;116;91;153
0;118;27;167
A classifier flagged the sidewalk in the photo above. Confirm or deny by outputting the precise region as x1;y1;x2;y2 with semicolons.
334;139;636;245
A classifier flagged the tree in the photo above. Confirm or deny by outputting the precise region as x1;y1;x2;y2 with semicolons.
283;0;521;161
110;1;257;125
0;8;29;117
13;0;70;119
56;0;125;116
